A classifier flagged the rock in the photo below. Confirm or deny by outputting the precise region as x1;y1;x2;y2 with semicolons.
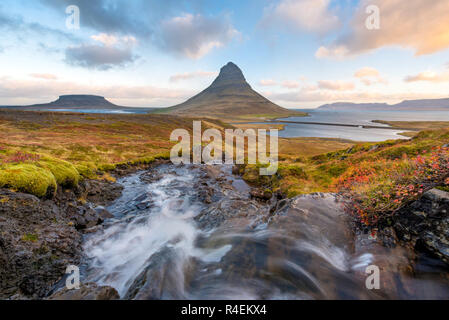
394;188;449;265
250;189;272;201
48;283;119;300
0;189;82;299
95;207;114;220
78;180;123;206
0;175;123;299
443;143;449;148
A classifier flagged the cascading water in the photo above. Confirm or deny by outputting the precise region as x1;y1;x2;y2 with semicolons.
82;164;449;300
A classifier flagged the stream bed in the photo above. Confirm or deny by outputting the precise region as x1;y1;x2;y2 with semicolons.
81;164;449;299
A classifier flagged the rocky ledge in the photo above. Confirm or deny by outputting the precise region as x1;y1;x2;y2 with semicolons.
393;188;449;265
0;179;123;299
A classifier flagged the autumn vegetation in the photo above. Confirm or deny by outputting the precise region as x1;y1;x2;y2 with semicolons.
1;109;449;229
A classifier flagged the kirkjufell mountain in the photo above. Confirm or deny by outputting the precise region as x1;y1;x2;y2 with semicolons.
166;62;298;118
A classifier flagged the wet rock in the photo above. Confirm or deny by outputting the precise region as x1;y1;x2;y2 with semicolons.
124;248;188;300
95;206;114;221
250;189;272;201
0;189;81;299
48;283;119;300
78;180;123;206
394;188;449;265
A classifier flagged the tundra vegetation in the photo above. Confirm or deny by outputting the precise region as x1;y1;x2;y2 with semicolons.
1;110;448;229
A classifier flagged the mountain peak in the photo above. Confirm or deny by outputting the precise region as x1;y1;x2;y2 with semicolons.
210;62;249;89
167;62;293;118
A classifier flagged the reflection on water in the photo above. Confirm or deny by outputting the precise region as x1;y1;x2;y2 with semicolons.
273;110;449;142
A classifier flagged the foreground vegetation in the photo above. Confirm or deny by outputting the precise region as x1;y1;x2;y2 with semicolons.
1;110;448;229
0;110;228;197
239;127;449;226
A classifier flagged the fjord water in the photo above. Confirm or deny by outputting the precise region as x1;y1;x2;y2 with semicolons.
82;164;449;299
275;110;449;141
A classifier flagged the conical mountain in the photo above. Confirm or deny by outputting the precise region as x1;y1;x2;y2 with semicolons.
167;62;296;119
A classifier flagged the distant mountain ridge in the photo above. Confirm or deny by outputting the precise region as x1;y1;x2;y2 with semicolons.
165;62;300;118
318;98;449;111
29;95;123;109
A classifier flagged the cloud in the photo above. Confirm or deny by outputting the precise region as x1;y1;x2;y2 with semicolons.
29;73;58;80
91;33;138;47
65;44;136;70
0;76;193;107
316;0;449;59
169;71;218;82
40;0;151;37
158;13;239;59
259;79;277;86
281;80;300;89
263;0;339;34
404;70;449;83
0;9;77;43
354;67;387;86
315;46;349;59
318;80;355;91
354;67;380;78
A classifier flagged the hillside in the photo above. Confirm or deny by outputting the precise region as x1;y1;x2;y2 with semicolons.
28;95;123;110
163;62;305;120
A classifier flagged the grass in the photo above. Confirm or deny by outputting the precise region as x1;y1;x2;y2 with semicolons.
2;109;448;230
238;128;449;204
0;110;225;197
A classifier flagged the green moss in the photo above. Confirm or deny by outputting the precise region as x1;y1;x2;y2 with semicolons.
74;162;97;179
97;163;116;171
279;164;308;179
436;186;449;192
38;157;80;188
0;163;57;197
22;233;38;242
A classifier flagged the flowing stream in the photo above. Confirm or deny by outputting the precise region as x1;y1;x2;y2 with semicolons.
81;164;449;299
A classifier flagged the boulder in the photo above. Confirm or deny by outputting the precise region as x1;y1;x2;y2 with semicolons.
394;188;449;265
49;283;119;300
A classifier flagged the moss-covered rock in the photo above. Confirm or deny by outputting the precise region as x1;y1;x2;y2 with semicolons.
0;163;57;197
38;157;80;188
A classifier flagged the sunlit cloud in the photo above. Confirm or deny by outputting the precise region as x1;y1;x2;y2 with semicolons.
263;0;340;34
318;80;355;91
259;79;277;86
281;80;300;89
405;70;449;83
169;71;218;82
29;73;58;80
354;67;387;86
316;0;449;59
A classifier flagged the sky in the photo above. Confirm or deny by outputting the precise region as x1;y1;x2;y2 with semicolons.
1;0;449;109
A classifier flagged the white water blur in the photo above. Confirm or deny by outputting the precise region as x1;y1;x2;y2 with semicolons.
83;167;232;297
82;165;449;300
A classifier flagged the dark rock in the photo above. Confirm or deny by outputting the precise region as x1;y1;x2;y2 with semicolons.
250;189;272;201
48;283;119;300
0;189;81;299
78;179;123;206
0;176;124;299
394;188;449;265
95;207;114;220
